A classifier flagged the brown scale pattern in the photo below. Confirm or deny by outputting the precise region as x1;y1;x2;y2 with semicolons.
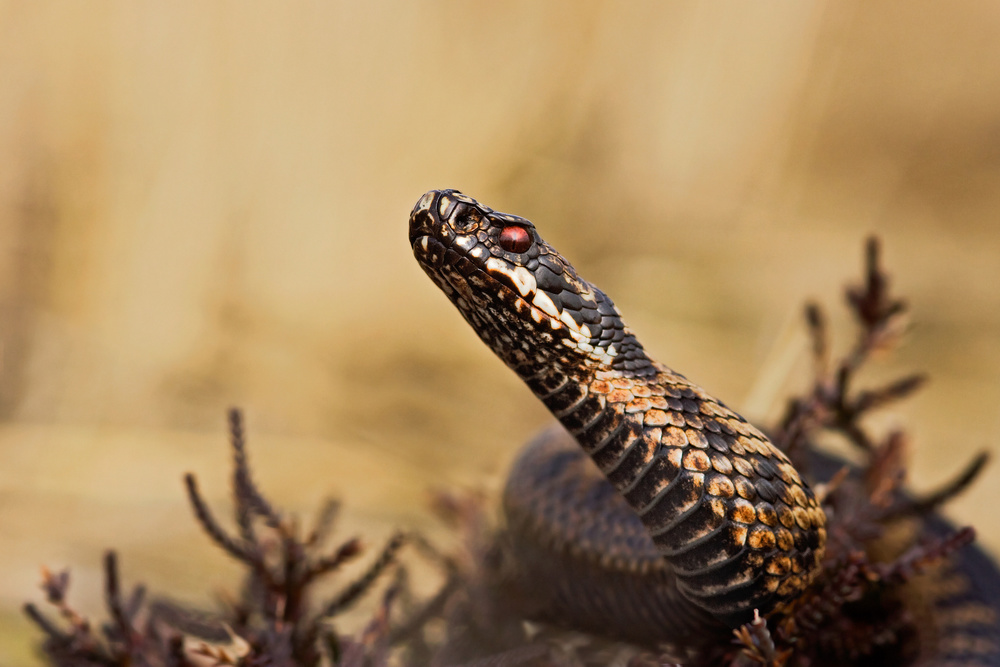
410;189;826;637
571;367;826;623
411;191;1000;665
501;426;726;649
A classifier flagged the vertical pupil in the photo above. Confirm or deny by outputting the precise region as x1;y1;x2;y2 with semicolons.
499;226;531;253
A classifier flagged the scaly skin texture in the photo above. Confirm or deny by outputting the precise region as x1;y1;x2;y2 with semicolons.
409;189;826;633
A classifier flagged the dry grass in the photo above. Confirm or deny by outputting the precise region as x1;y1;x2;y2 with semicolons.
2;2;999;664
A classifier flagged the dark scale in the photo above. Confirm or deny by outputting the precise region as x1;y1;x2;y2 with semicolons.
558;396;605;432
542;379;587;414
583;419;628;457
603;431;658;484
591;422;641;468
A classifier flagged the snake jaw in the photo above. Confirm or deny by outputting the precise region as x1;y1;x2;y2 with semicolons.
410;234;441;269
485;258;536;298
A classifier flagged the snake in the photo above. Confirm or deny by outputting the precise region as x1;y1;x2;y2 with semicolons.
408;189;1000;663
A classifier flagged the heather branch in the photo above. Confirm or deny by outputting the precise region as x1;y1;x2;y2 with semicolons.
304;537;363;584
877;527;976;584
166;635;187;667
339;581;400;667
25;409;454;667
402;529;456;573
23;603;71;645
805;302;829;378
852;374;927;414
183;473;256;564
844;237;908;371
388;574;461;646
125;585;146;621
40;567;70;605
102;551;134;651
881;451;990;521
318;532;407;618
865;431;909;506
228;407;281;534
773;238;922;466
306;497;342;547
147;599;230;642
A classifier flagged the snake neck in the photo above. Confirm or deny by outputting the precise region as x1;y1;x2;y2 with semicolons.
528;357;826;625
514;333;650;444
410;189;827;627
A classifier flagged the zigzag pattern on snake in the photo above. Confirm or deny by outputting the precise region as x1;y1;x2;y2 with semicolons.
408;189;1000;662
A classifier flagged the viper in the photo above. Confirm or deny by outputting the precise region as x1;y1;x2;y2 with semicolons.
408;189;1000;662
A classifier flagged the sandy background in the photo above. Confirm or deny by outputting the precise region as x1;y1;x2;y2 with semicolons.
1;2;999;662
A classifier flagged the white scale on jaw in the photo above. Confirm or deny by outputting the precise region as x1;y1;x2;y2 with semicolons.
484;256;619;364
486;257;536;298
452;235;477;252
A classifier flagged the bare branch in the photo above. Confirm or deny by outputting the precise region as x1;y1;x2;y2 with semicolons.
103;551;134;650
229;408;281;534
318;532;407;618
306;498;342;548
882;451;990;521
184;473;255;564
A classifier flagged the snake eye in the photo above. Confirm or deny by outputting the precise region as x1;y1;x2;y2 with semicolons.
499;226;532;253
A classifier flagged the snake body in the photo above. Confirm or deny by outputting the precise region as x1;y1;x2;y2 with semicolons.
410;189;825;629
408;189;1000;660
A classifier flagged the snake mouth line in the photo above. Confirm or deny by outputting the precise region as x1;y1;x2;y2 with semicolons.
414;244;622;368
470;266;600;342
410;234;446;269
409;190;600;343
412;230;562;327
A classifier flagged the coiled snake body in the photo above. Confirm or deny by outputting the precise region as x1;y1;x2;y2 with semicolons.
409;189;1000;660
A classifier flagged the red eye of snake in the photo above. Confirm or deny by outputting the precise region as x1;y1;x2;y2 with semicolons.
499;226;532;253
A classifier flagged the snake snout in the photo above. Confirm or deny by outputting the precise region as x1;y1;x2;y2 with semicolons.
411;190;459;270
408;190;442;245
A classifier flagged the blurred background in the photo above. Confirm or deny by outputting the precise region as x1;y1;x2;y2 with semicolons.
1;2;999;661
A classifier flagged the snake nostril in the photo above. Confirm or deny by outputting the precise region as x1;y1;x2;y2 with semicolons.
451;203;482;232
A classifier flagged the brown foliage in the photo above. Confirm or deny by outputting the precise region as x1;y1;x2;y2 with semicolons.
24;239;990;666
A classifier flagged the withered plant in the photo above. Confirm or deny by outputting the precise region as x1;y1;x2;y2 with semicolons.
24;409;428;667
24;238;991;667
708;238;989;667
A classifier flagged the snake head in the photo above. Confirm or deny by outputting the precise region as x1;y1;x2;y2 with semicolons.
410;189;653;376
